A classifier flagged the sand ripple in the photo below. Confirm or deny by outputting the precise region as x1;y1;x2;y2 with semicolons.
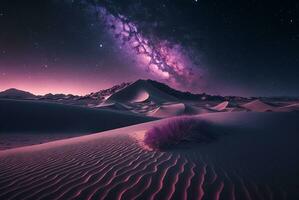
0;135;288;200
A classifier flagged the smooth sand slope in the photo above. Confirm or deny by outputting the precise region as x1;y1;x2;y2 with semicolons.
0;99;155;149
0;112;298;200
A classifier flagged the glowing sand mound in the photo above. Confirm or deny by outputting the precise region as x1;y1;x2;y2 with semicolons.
210;101;229;111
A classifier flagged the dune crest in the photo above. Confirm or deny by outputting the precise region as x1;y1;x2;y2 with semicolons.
210;101;229;111
106;79;178;104
131;90;150;103
148;103;186;118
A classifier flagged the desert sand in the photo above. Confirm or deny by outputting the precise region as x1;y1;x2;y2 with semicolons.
1;80;299;199
0;112;298;200
0;99;155;149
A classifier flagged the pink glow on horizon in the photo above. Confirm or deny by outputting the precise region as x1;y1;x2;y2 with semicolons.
0;80;104;95
0;73;117;95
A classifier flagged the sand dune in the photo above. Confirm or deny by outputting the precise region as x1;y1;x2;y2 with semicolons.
241;99;299;113
106;79;178;104
148;103;186;118
276;102;299;112
184;104;213;115
131;90;150;103
95;102;132;111
148;103;215;118
210;101;229;111
0;99;154;133
0;112;298;199
241;99;275;112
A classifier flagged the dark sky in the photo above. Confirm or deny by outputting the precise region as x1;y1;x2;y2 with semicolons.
0;0;298;96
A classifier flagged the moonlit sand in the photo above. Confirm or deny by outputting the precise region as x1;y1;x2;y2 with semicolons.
0;112;298;199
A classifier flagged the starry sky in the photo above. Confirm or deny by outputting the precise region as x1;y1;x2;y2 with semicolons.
0;0;298;96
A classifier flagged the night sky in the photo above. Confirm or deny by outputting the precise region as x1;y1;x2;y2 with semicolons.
0;0;298;96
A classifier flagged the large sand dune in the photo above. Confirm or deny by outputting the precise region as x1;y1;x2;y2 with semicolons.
106;79;178;104
0;112;298;199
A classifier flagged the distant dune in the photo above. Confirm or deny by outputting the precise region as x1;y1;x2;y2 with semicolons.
0;112;298;199
1;80;298;117
0;88;36;99
210;101;229;111
276;102;299;112
241;99;275;112
149;103;186;118
106;79;178;104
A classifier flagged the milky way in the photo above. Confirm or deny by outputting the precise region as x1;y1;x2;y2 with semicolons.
92;5;202;89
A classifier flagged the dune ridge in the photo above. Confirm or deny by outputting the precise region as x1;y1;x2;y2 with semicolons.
106;79;178;104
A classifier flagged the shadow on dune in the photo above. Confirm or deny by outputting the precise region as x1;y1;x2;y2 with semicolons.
0;99;156;134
